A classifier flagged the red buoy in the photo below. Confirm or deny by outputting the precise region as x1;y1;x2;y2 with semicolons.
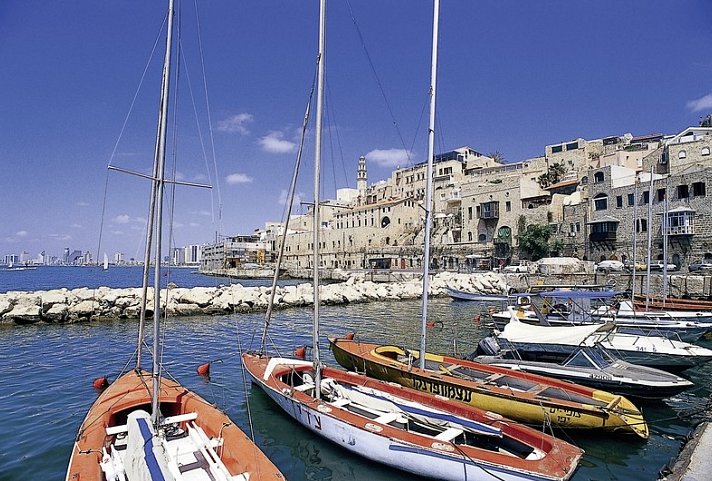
345;332;355;340
196;362;210;376
294;346;307;359
93;376;109;390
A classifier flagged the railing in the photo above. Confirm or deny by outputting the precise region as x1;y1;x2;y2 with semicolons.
667;225;695;235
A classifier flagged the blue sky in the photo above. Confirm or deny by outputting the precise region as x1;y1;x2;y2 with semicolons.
1;1;711;262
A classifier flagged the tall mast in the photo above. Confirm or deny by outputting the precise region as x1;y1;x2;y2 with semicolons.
631;176;638;307
150;0;175;425
419;0;440;369
662;179;669;306
645;164;654;310
312;0;326;400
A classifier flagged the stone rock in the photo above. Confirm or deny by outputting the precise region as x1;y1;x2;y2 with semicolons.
44;303;69;322
4;303;42;324
70;300;100;318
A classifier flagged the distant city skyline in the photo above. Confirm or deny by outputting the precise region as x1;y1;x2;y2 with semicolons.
2;1;711;258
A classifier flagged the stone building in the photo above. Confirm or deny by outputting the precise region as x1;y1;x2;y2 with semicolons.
200;125;712;274
557;127;712;268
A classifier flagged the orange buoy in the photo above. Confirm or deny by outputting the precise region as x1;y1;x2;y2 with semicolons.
196;362;210;376
426;320;443;328
294;346;307;359
345;332;355;340
93;376;109;390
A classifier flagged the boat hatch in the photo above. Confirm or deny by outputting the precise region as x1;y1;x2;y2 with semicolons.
538;387;607;407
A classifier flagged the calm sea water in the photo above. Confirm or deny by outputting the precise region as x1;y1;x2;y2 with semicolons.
0;268;710;480
0;265;292;293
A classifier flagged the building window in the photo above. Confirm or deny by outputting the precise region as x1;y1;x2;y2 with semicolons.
679;150;687;159
480;201;499;219
467;232;472;241
506;201;511;212
657;188;666;202
703;147;711;156
642;191;649;204
581;176;589;185
576;222;581;232
467;206;472;220
678;185;689;199
478;233;487;242
594;172;605;183
637;219;647;232
616;195;623;208
593;193;608;211
627;193;635;206
551;145;563;153
566;141;579;151
693;182;706;197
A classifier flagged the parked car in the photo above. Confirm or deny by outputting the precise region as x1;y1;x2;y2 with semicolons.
502;260;532;273
688;260;712;272
594;260;624;273
648;261;678;271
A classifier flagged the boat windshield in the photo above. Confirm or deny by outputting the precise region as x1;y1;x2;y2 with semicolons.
564;347;613;369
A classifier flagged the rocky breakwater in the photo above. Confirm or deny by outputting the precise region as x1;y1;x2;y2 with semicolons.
0;271;508;325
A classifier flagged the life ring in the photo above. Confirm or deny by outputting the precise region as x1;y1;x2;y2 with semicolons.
606;277;617;288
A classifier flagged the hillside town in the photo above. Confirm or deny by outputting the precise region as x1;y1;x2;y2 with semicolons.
200;121;712;275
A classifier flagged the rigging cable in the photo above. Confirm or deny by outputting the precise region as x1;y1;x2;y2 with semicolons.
96;16;168;267
344;0;412;165
191;0;223;232
257;73;318;354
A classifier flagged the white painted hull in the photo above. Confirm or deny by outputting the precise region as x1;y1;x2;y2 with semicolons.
247;369;566;481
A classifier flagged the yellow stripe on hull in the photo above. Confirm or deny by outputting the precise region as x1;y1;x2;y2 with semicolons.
354;345;648;438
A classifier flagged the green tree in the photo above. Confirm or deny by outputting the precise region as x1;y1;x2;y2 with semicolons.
537;161;567;189
517;224;551;260
487;151;506;163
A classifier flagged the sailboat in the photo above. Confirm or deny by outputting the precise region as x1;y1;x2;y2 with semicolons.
243;2;583;481
65;2;284;480
329;2;647;441
103;253;109;271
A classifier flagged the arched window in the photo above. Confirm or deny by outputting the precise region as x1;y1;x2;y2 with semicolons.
594;171;605;183
593;193;608;211
679;150;687;159
702;147;711;156
478;233;486;242
381;216;391;228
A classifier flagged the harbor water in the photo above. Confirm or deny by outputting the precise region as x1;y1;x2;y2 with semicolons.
1;267;710;480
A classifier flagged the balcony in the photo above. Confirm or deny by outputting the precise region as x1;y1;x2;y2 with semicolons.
480;201;499;219
664;207;695;236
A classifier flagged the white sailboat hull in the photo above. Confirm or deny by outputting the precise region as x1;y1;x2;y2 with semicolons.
245;361;577;481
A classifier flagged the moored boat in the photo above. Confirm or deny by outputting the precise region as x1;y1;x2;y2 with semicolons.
66;370;283;481
329;337;649;438
473;337;693;400
66;1;284;479
243;354;583;481
495;311;712;372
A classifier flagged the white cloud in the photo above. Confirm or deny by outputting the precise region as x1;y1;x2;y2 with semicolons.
259;131;296;154
687;93;712;112
48;234;72;241
113;214;131;224
217;113;253;134
15;230;28;237
76;201;90;207
278;189;306;206
366;148;413;168
225;173;254;185
70;224;82;229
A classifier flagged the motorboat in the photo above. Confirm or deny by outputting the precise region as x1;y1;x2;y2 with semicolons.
473;336;693;400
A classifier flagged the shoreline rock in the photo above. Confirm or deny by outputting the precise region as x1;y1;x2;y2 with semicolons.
0;272;509;325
